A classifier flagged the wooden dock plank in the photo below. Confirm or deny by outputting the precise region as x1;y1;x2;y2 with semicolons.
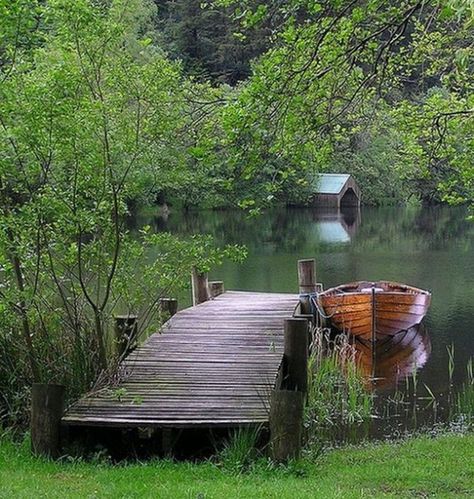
62;291;298;428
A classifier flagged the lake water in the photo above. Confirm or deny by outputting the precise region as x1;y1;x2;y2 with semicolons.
134;205;474;441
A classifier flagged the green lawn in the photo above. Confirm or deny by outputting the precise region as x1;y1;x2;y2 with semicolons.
1;434;473;498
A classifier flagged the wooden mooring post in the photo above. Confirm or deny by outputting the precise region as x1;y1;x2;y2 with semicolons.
298;259;317;315
31;383;65;458
191;268;210;305
270;317;309;461
159;297;178;318
283;318;309;392
209;280;225;298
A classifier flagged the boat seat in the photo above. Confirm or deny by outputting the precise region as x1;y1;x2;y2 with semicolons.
360;287;384;293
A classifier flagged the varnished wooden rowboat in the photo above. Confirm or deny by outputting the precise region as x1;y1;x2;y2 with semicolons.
317;281;431;341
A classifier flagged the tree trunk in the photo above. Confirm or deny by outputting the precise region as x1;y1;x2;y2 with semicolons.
10;250;40;382
94;309;107;370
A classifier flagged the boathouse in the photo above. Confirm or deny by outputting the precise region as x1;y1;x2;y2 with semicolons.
311;174;361;208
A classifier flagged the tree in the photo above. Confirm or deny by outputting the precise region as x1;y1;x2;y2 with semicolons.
0;0;243;426
390;3;473;210
154;0;268;83
214;1;473;210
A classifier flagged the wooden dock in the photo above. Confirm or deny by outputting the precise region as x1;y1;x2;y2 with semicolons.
62;291;298;428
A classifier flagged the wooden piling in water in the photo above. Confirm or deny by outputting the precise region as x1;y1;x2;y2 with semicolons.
31;383;65;458
191;268;210;305
209;280;225;298
298;259;317;315
114;315;138;358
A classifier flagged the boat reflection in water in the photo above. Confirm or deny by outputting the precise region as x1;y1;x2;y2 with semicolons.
352;325;432;389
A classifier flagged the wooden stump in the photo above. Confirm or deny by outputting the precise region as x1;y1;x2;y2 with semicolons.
159;298;178;318
283;318;309;393
298;259;317;315
269;390;304;462
191;268;210;305
31;383;65;458
114;315;138;358
208;281;225;298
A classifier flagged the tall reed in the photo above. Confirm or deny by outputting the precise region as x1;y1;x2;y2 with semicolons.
447;344;455;388
305;329;373;445
217;427;261;473
455;357;474;424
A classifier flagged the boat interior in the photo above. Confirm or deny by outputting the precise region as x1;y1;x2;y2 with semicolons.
322;281;430;296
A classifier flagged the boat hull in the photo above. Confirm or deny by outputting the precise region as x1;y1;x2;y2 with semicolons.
318;282;431;341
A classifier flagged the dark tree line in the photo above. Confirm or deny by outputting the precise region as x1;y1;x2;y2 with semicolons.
154;0;269;84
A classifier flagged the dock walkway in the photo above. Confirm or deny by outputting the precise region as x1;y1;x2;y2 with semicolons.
63;291;298;428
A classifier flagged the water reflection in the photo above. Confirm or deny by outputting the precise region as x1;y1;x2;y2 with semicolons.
310;207;361;244
353;325;432;390
129;205;362;251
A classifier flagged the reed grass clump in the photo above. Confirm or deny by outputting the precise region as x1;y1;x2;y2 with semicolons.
455;358;474;425
217;427;261;473
305;330;373;444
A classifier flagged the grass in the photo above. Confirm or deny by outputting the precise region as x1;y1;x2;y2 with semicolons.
3;335;473;497
217;427;261;473
1;433;473;498
306;331;372;433
456;358;474;423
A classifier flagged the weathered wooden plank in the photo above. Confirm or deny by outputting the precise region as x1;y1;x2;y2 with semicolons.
62;419;270;428
63;291;298;428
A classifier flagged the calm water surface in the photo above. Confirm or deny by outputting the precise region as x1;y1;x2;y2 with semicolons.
134;205;474;441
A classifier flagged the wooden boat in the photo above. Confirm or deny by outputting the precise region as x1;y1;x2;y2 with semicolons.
317;281;431;341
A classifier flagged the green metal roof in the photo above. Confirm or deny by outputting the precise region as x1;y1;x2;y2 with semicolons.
313;174;351;194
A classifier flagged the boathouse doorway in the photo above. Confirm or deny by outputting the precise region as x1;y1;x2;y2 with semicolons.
340;187;359;207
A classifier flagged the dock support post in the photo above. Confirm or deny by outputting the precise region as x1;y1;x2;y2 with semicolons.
114;315;138;358
159;298;178;318
208;281;225;298
191;268;210;305
283;318;309;392
298;259;317;315
269;390;304;462
292;313;314;349
270;317;309;461
162;429;173;457
31;383;65;458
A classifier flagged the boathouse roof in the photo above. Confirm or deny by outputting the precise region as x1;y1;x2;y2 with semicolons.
314;173;352;194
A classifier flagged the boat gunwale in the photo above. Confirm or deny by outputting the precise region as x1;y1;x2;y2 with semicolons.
319;281;431;298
